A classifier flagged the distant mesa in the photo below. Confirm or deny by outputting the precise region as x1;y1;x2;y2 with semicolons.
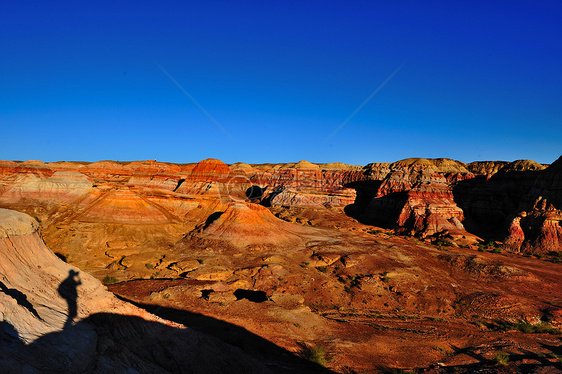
292;160;320;170
498;159;546;173
390;157;469;173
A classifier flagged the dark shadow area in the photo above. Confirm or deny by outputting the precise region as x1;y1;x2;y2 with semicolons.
0;279;335;374
53;252;68;262
233;289;268;303
0;280;42;320
450;344;490;364
200;289;214;300
173;178;185;192
114;295;335;373
246;185;267;201
452;170;541;241
201;211;224;230
260;185;285;207
343;180;405;229
57;270;81;327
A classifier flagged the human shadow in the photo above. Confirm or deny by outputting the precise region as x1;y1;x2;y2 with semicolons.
57;270;81;327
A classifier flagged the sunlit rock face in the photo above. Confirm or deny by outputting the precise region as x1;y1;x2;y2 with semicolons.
346;158;473;240
0;155;560;257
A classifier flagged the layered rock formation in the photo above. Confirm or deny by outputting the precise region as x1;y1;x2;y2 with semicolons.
503;156;562;252
346;158;474;240
0;155;560;256
186;202;319;253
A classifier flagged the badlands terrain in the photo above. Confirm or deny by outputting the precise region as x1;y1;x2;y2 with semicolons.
0;156;561;373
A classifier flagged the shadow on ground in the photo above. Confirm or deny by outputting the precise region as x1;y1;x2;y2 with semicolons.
0;273;335;373
116;294;335;373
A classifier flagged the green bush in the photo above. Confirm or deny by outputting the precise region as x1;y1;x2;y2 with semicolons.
298;343;328;367
492;320;560;335
494;351;509;366
103;276;119;285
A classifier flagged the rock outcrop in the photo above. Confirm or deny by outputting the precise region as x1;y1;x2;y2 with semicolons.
187;202;315;252
503;156;562;253
347;158;474;240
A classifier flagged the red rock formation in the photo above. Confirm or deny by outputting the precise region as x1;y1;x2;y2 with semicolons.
467;160;510;177
82;160;130;183
0;155;560;252
78;188;176;224
0;160;54;178
350;158;474;239
250;161;360;208
175;158;232;195
504;156;562;253
0;171;93;208
190;202;310;251
125;160;182;191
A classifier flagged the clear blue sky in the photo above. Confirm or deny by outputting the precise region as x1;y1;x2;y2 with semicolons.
1;1;561;165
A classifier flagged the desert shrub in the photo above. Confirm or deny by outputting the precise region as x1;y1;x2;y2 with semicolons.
103;276;119;285
145;263;154;269
317;266;328;273
433;239;453;247
380;272;390;282
298;343;328;367
494;351;509;366
492;320;560;335
515;321;534;333
532;321;560;334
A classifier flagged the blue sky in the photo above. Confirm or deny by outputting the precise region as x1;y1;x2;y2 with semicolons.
1;1;561;165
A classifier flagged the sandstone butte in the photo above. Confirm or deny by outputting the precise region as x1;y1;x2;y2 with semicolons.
0;156;561;373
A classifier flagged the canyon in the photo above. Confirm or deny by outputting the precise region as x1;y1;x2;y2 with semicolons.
0;156;561;373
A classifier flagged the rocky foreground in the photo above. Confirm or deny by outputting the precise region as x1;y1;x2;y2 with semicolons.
0;156;561;373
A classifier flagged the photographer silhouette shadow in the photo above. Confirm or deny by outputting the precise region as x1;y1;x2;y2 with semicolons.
57;270;81;327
